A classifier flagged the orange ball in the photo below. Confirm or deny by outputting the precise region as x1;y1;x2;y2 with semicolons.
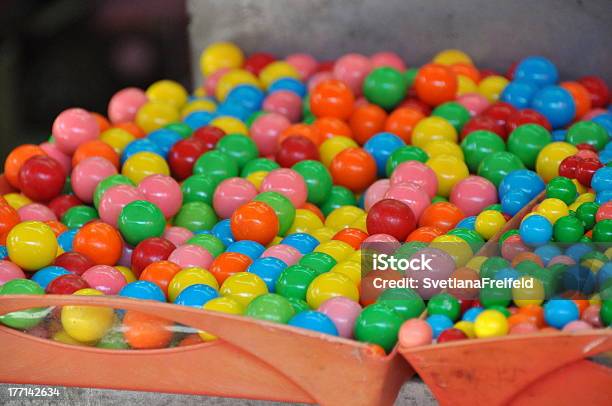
123;310;174;349
310;79;355;120
415;63;458;106
73;221;123;266
209;252;253;285
406;226;443;243
449;63;481;83
573;299;589;316
508;313;534;329
302;202;325;223
72;140;120;169
231;201;279;245
333;227;369;250
91;112;111;132
312;117;353;140
4;144;46;188
560;81;592;118
517;304;545;328
140;260;181;297
278;123;323;146
511;251;544;268
330;147;377;193
418;202;464;233
45;220;68;236
114;122;145;138
0;199;20;241
178;334;204;347
384;107;425;144
349;104;387;145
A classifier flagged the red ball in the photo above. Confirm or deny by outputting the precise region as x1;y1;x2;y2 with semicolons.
437;328;468;343
131;237;176;277
244;52;276;75
481;101;517;129
168;138;207;181
53;252;95;276
46;274;89;294
576;143;597;152
48;194;83;219
275;136;320;167
575;158;603;187
479;69;500;80
316;60;335;73
558;155;581;179
398;98;432;116
505;61;518;80
366;199;416;241
505;109;552;134
18;155;66;202
578;76;610;108
461;115;506;139
193;125;225;150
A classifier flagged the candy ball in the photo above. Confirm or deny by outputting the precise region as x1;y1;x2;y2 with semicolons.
107;87;148;124
450;176;498;217
367;199;416;241
122;151;170;184
6;221;58;271
415;64;457;106
137;174;182;218
61;288;114;342
18;155;66;202
73;221;123;266
81;265;126;295
213;177;258;219
531;86;576;128
398;318;433;347
118;200;166;246
260;168;308;208
71;157;118;203
427;155;469;197
231;201;279;246
474;309;509;338
363;67;407;110
520;214;552;246
544;299;579;329
318;297;362;338
52;108;100;154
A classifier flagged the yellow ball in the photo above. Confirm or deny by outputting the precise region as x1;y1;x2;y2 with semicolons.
536;198;569;224
456;75;478;96
181;99;217;118
100;128;135;154
572;179;587;195
61;288;114;342
426;154;469;197
3;193;32;210
210;115;248;135
199;296;244;341
193;87;206;98
430;235;472;267
535;142;578;182
314;240;354;262
200;41;244;77
288;209;324;234
246;170;268;189
474;309;508;338
259;61;300;89
589;294;601;305
605;247;612;260
350;212;368;233
319;136;358;167
115;266;136;283
310;226;335;243
135;101;180;134
475;210;507;240
347;249;362;264
433;49;473;66
412;117;458;149
52;329;95;346
7;221;58;271
331;260;362;285
219;272;268;308
512;276;545;307
306;272;359;309
215;69;260;101
423;140;464;160
454;320;476;338
168;267;219;302
575;192;595;204
122;151;170;184
478;75;509;102
465;255;487;273
268;235;283;247
146;80;188;109
325;206;365;232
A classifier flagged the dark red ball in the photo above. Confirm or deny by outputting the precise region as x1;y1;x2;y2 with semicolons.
437;328;468;343
461;115;506;139
575;158;603;187
53;252;95;276
479;69;500;80
316;60;335;73
131;237;176;277
46;274;89;294
18;155;66;202
505;61;518;81
578;76;610;108
48;194;83;219
244;52;276;75
505;108;552;134
275;136;319;168
576;143;597;152
558;155;582;179
366;199;416;241
482;102;517;129
193;125;225;150
399;98;432;116
168;138;207;181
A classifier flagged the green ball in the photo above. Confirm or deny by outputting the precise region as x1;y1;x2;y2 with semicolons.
298;252;337;276
186;234;225;257
485;203;503;212
173;201;217;232
63;176;73;195
181;174;216;205
576;202;599;230
193;150;238;185
319;186;356;216
118;200;166;246
165;122;192;138
363;67;407;110
478;151;525;187
302;94;312;117
376;288;425;320
292;160;333;205
431;196;447;203
241;158;280;177
216;134;258;169
0;279;46;329
432;102;471;132
479;285;511;308
507;124;552;168
93;174;134;208
447;228;484;253
427;293;461;321
385;145;429;177
275;265;317;301
546;176;577;205
354;303;403;352
246;293;295;324
593;219;612;243
97;330;130;349
515;260;541;276
303;115;316;125
461;130;506;173
553;215;585;243
287;297;311;314
404;68;419;89
566;121;608;151
601;300;612;326
254;192;296;236
480;257;510;280
62;205;99;228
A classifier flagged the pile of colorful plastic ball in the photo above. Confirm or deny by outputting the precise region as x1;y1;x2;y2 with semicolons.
0;42;610;353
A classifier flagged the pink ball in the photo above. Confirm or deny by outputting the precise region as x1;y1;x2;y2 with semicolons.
205;67;230;97
163;226;194;247
582;108;607;121
0;260;26;286
501;234;530;261
286;53;318;80
318;297;362;338
456;93;490;116
262;90;302;123
82;265;127;295
260;168;308;207
137;174;182;218
333;54;372;96
168;244;214;269
547;255;576;267
261;244;302;266
40;142;71;174
509;322;539;335
581;305;602;328
406;248;454;299
450;176;498;217
213;177;258;219
98;184;142;227
307;71;334;92
250;113;291;156
370;52;406;70
71;157;118;203
118;244;133;268
364;179;391;211
363;234;401;255
107;87;148;124
562;320;593;332
18;203;57;222
575;149;598;160
384;183;431;220
398;318;433;348
52;108;100;155
390;161;438;198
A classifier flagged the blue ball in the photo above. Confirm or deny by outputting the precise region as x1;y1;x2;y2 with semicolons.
174;284;219;307
519;214;552;246
599;150;612;165
498;169;545;200
500;81;538;109
591;113;612;136
212;219;235;247
288;311;338;335
591;167;612;193
357;192;365;209
225;85;265;112
147;128;183;157
495;267;520;282
31;266;70;289
534;244;562;265
426;314;454;339
530;86;576;129
269;78;307;98
281;233;319;254
596;189;612;205
247;257;288;292
184;111;215;130
226;240;265;260
501;190;531;216
216;102;250;121
597;262;612;289
565;243;593;262
462;307;484;322
121;138;164;164
514;56;559;88
0;245;7;259
551;129;567;142
563;265;596;295
57;228;78;252
455;216;476;230
119;281;166;302
543;299;578;329
363;132;405;177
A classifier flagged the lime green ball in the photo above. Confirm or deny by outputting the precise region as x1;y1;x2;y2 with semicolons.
363;67;407;110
